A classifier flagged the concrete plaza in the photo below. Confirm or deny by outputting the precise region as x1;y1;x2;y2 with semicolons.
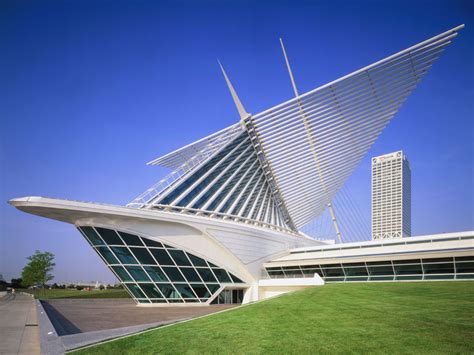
0;293;40;354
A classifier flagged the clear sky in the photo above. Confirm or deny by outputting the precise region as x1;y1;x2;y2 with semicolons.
1;0;473;283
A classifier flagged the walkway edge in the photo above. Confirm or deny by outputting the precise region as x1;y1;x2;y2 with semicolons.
37;300;65;354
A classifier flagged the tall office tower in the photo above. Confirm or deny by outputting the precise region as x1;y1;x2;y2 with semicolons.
372;151;411;240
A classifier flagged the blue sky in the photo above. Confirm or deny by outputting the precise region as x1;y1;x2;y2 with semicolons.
1;0;472;283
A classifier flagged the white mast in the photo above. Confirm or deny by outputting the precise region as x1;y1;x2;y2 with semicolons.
279;38;343;243
218;60;250;121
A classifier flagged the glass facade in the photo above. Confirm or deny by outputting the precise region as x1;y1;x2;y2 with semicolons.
151;132;290;230
266;256;474;282
78;226;246;304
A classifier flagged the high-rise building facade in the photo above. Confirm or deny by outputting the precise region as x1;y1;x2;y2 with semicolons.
372;151;411;239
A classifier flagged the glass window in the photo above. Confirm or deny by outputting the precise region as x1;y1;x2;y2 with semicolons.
149;249;174;265
142;238;163;248
174;284;197;299
283;268;303;277
168;250;192;266
345;276;369;281
158;133;246;206
392;259;421;265
212;269;232;283
188;253;208;267
79;227;104;246
230;273;244;283
139;284;164;299
197;268;218;283
96;246;119;264
143;266;168;282
367;265;394;276
324;277;345;282
155;283;181;299
422;262;454;274
125;284;146;299
456;274;474;279
112;266;132;282
343;266;368;276
395;275;422;280
455;256;474;262
206;284;220;295
422;257;454;263
190;284;211;298
111;247;138;264
180;267;202;282
455;262;474;274
301;268;323;278
162;267;186;282
342;262;366;267
118;232;143;246
266;267;284;278
95;228;124;245
366;261;392;266
126;266;151;282
130;248;156;265
322;266;345;277
424;274;455;280
393;263;422;275
369;275;394;281
299;265;320;269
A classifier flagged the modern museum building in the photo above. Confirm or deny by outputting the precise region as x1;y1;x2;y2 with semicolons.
10;25;473;306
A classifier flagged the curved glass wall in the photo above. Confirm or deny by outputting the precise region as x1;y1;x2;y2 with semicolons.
78;226;245;304
266;256;474;282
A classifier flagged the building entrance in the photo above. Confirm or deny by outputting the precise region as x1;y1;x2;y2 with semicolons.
211;289;244;304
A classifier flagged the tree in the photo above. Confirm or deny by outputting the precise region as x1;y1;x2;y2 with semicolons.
21;251;55;290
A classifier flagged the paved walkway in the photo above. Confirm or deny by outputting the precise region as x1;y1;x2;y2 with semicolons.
43;299;235;334
0;293;41;355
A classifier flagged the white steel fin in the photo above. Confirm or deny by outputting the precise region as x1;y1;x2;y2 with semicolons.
218;60;250;121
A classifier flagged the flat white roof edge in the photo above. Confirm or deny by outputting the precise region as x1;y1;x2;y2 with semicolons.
290;231;474;253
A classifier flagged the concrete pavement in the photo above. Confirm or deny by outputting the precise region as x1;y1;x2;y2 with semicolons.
42;299;235;334
0;293;40;355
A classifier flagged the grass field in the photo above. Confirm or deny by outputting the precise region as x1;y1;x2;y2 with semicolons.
21;288;130;299
74;282;474;354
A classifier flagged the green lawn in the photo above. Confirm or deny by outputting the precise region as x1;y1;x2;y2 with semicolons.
21;288;130;299
74;282;473;354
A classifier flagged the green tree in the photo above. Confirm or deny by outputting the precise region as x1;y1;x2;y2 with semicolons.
21;251;55;292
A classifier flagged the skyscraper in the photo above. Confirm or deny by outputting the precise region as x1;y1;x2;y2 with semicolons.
372;151;411;239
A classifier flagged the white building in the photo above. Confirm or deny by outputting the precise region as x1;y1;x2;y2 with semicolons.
372;151;411;239
9;25;472;306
